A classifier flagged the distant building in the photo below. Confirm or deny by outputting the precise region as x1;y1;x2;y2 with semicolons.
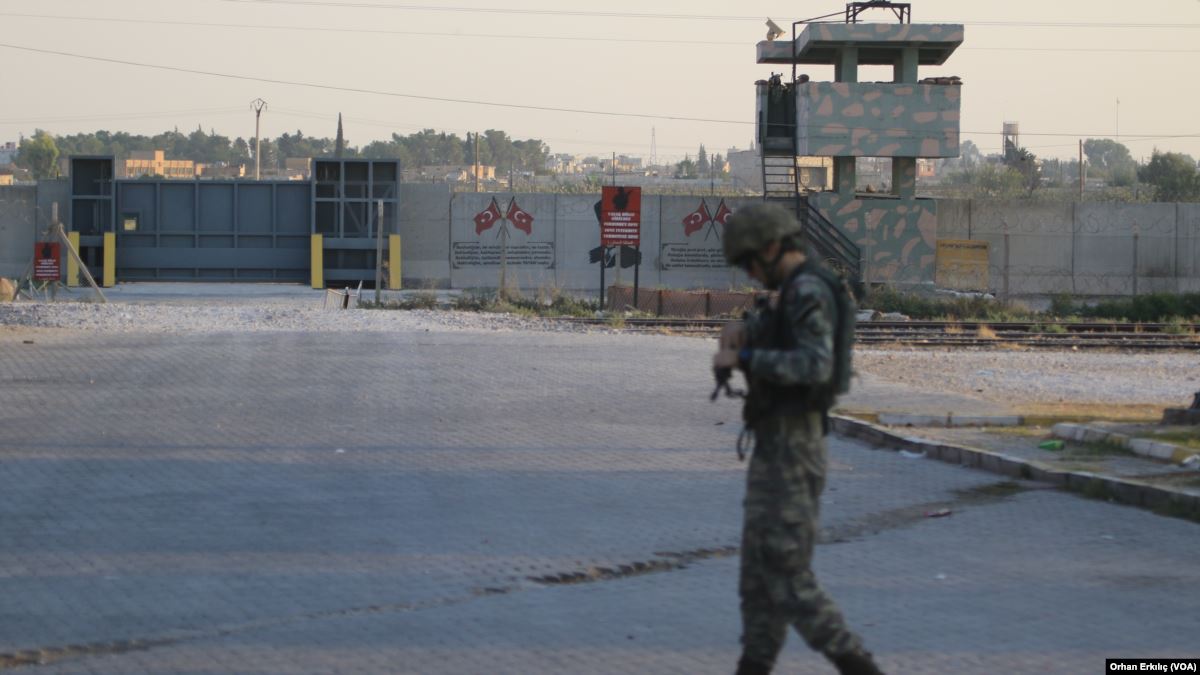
0;141;17;165
546;154;580;174
200;163;247;179
727;147;831;192
917;158;937;180
421;164;495;183
283;158;311;180
0;167;13;186
121;150;200;179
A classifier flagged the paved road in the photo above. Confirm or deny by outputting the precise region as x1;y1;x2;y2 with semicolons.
0;327;1197;674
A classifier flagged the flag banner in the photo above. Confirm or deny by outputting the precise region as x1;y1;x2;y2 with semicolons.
682;202;712;236
474;199;503;235
506;199;535;235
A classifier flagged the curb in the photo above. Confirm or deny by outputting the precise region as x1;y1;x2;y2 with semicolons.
875;413;1023;428
865;413;1159;429
831;414;1200;522
1051;423;1200;466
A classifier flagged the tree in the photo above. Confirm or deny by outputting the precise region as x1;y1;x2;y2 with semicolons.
674;155;698;179
696;144;710;176
1083;139;1135;176
17;130;59;179
711;153;726;176
959;139;982;169
335;114;345;158
1003;143;1040;195
1139;151;1200;202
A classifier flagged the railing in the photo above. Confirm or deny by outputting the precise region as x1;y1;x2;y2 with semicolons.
798;197;862;282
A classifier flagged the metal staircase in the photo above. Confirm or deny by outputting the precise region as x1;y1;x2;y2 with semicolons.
761;155;862;285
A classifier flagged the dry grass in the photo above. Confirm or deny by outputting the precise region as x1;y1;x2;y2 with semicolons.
944;323;964;335
1148;429;1200;451
1016;402;1164;422
976;324;998;340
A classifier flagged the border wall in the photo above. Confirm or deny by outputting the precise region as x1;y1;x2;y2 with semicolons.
937;200;1200;297
3;181;1199;298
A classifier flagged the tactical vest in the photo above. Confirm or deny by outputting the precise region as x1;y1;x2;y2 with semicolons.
742;259;856;428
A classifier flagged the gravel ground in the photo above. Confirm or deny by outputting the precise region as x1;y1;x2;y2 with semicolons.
3;294;1197;409
0;301;575;335
854;348;1200;408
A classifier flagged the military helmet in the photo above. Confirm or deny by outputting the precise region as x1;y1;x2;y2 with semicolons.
722;203;803;265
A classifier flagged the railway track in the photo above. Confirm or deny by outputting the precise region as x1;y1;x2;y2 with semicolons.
554;317;1200;350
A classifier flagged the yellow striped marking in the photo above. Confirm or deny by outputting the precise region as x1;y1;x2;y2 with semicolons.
102;232;115;287
66;231;80;287
388;234;402;290
311;234;323;289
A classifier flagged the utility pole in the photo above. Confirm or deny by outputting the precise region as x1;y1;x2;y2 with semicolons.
473;132;481;193
252;98;267;180
1078;139;1084;200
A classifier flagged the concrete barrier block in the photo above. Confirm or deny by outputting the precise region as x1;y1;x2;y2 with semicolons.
1128;438;1155;455
1151;442;1179;460
1107;433;1130;447
1051;423;1085;441
1081;427;1111;443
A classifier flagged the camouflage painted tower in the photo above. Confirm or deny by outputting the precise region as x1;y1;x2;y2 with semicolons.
756;2;963;284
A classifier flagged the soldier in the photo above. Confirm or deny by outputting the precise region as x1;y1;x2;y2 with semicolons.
713;203;883;675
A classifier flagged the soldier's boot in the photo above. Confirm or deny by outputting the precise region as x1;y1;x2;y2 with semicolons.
832;651;884;675
734;656;772;675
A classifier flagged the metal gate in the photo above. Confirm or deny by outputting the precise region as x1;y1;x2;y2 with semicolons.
68;156;400;284
115;180;311;281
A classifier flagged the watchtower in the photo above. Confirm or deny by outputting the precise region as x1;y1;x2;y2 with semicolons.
756;2;963;284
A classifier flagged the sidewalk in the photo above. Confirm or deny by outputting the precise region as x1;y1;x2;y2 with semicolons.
836;377;1200;521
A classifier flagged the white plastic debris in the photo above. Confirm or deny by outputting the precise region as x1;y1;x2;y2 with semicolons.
899;450;927;459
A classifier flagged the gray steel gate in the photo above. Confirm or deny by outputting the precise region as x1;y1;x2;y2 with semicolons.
115;180;311;281
67;156;400;284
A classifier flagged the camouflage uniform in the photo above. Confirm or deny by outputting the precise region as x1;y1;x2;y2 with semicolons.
737;270;868;670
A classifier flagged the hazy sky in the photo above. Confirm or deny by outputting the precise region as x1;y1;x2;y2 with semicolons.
0;0;1195;162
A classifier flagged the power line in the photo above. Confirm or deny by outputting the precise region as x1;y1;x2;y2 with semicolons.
0;106;245;125
217;0;774;21
4;13;1198;52
0;12;745;45
0;42;752;126
216;1;1200;28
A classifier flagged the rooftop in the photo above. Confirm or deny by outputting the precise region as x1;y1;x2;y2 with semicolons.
757;22;964;66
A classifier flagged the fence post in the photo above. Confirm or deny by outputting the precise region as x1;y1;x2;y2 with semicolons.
1002;223;1010;302
1132;223;1140;296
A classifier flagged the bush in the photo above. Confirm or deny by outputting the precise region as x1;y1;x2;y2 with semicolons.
862;286;1033;322
1078;293;1200;322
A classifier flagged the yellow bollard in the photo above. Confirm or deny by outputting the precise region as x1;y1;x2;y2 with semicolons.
66;231;80;287
388;234;402;290
102;232;115;287
311;234;324;289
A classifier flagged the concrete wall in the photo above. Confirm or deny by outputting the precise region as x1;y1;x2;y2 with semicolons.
810;193;938;285
0;186;38;279
938;200;1200;297
398;183;451;289
5;178;1200;297
797;83;961;158
439;192;757;291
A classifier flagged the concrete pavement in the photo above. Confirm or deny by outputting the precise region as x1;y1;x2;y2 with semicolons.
0;325;1197;673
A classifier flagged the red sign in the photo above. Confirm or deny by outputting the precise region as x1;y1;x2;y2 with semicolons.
33;242;61;281
600;186;641;247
